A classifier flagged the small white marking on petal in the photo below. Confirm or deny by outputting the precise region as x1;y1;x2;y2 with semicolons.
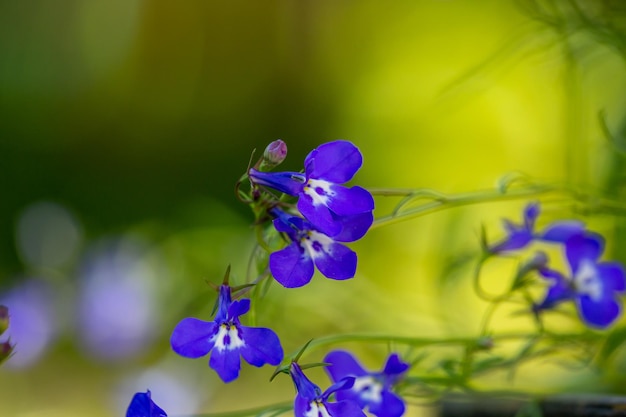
303;179;335;207
301;231;334;260
213;324;246;352
573;260;602;301
352;376;383;403
304;401;332;417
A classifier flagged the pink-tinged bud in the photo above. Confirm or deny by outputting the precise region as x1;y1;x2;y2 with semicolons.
529;251;549;269
260;140;288;171
0;340;13;363
0;306;8;335
476;336;494;350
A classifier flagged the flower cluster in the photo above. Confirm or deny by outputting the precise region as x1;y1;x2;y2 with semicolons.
163;140;404;415
154;139;626;417
249;140;375;288
287;350;409;417
491;203;626;329
165;140;377;412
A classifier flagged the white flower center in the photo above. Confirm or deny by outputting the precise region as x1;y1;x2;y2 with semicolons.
352;376;383;403
573;260;602;301
303;179;335;207
300;230;334;260
212;323;245;352
304;400;332;417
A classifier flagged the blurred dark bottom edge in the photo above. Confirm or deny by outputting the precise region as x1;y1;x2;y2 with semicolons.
439;393;626;417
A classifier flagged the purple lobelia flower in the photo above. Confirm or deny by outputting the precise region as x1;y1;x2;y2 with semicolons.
324;350;409;417
170;285;283;382
534;233;626;328
290;361;366;417
490;202;585;253
249;140;375;238
269;208;359;288
126;390;167;417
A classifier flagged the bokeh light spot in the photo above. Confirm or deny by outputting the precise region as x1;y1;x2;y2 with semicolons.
76;238;159;360
16;201;82;269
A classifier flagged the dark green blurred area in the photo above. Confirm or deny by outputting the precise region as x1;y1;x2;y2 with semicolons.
0;1;351;279
2;0;626;416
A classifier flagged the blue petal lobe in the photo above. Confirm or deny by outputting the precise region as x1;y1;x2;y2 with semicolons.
369;391;405;417
536;268;573;310
294;395;312;417
239;326;284;367
298;196;341;237
170;318;217;358
228;299;251;320
489;232;532;253
313;242;357;280
215;285;233;321
126;391;168;417
272;217;293;234
540;220;585;243
333;211;374;242
248;169;304;195
566;234;605;273
597;262;626;292
324;350;368;382
323;376;356;400
304;140;363;183
578;295;621;329
209;346;242;383
291;362;322;400
269;243;314;288
326;400;367;417
325;185;374;216
271;210;305;240
383;353;410;376
523;202;540;230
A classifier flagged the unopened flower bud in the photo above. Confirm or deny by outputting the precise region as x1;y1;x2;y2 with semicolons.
511;250;550;291
259;140;287;171
0;306;8;335
476;336;494;350
525;250;549;272
0;340;13;363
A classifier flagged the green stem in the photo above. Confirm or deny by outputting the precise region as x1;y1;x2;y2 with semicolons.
285;331;567;361
173;401;293;417
369;180;626;230
370;184;557;229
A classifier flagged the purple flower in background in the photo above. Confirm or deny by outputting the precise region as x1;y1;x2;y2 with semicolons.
0;279;57;368
269;208;358;288
249;140;374;237
290;361;366;417
126;390;167;417
490;202;585;253
170;285;283;382
324;350;409;417
534;233;626;328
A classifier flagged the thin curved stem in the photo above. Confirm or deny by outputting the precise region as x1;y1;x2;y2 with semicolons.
172;401;293;417
370;184;558;230
285;331;561;361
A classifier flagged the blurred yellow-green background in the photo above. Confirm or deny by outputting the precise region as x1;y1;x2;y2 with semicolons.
2;1;626;416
